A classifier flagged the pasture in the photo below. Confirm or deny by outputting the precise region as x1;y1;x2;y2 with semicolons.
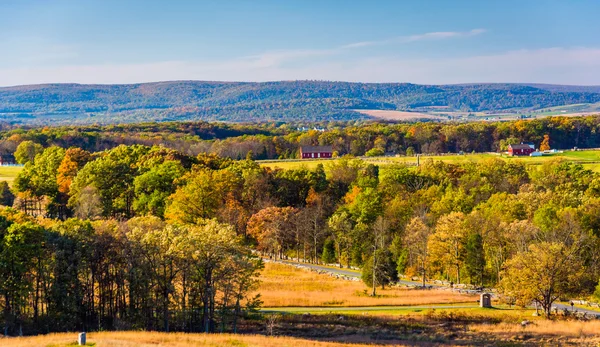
256;262;476;307
259;149;600;172
0;165;23;185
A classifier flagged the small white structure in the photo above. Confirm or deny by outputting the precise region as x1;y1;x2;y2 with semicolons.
78;332;86;345
530;151;542;157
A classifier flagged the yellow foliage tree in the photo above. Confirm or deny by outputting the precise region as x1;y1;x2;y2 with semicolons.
540;134;551;151
500;242;584;316
428;212;467;284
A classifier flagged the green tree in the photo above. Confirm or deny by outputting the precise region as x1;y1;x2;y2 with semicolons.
321;238;336;264
0;181;15;207
165;168;239;224
14;146;66;217
14;141;43;165
0;221;44;334
464;232;485;286
361;249;397;292
69;145;149;218
133;160;185;217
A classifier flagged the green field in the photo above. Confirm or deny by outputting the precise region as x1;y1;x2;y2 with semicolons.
259;150;600;172
0;165;23;185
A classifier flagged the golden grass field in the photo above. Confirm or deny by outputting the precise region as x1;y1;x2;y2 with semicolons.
0;165;23;185
256;262;477;307
0;331;415;347
468;320;600;344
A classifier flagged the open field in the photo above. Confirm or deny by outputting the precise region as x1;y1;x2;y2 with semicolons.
354;109;447;121
259;149;600;171
468;319;600;343
7;317;600;347
0;331;407;347
0;165;23;185
256;262;477;307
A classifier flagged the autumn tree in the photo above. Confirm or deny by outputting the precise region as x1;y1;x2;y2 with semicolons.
246;206;296;259
56;148;92;195
403;217;431;287
428;212;468;284
540;134;551;151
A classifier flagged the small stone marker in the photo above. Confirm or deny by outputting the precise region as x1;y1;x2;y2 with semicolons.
78;332;86;346
479;293;492;308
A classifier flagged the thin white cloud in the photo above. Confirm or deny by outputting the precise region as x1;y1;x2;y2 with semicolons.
236;29;487;68
340;28;486;49
1;47;600;86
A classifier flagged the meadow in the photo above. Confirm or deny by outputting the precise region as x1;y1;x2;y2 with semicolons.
259;149;600;172
256;262;476;307
0;165;23;185
0;331;406;347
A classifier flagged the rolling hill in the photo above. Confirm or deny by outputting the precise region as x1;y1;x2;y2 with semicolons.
1;81;600;124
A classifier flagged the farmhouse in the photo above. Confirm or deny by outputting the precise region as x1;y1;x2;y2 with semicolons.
508;143;535;156
300;145;333;159
0;154;16;165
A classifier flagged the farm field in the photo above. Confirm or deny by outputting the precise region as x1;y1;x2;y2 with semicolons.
0;165;23;185
353;109;447;121
256;262;476;307
259;149;600;171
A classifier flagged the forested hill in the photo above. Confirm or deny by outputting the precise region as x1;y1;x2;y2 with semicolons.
1;81;600;124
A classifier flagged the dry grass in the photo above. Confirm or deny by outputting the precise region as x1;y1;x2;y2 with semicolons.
256;263;476;307
469;319;600;343
0;331;415;347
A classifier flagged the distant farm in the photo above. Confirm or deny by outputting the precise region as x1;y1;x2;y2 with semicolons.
259;149;600;172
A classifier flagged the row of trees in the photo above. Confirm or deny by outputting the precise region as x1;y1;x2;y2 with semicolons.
3;115;600;159
0;214;261;335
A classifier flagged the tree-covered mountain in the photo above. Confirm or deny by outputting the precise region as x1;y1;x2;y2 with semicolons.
1;80;600;124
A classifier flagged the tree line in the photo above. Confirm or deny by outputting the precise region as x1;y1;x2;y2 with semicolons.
2;116;600;160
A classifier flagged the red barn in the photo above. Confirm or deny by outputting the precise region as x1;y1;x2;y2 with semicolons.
508;143;535;156
300;146;333;159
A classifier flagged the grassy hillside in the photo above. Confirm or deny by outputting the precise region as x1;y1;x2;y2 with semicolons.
2;81;600;124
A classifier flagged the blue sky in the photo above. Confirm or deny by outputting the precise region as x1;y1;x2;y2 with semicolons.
1;0;600;86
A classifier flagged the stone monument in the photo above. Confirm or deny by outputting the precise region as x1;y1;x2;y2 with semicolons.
480;293;492;308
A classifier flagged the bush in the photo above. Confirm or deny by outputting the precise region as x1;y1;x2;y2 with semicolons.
365;148;384;157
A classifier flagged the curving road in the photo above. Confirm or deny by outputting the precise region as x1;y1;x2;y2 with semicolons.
273;259;600;316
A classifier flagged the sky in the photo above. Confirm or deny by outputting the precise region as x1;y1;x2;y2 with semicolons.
1;0;600;86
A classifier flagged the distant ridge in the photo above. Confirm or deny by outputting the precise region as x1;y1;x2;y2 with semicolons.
1;80;600;125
